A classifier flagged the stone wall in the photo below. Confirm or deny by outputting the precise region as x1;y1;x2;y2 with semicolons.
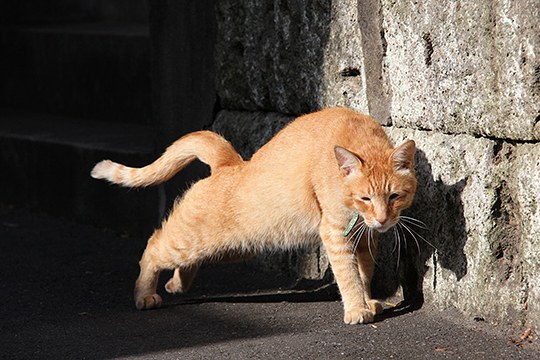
212;0;540;331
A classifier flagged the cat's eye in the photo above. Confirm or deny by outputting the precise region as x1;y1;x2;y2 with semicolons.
389;193;399;201
360;197;371;202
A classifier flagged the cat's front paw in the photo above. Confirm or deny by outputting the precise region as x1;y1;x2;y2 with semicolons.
135;294;162;310
343;307;375;325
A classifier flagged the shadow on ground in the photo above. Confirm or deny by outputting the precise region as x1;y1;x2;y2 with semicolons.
2;206;537;359
0;206;294;359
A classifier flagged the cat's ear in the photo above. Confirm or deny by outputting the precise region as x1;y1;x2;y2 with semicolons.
334;146;362;177
391;140;416;173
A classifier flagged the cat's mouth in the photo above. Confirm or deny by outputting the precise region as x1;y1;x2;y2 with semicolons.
366;220;397;233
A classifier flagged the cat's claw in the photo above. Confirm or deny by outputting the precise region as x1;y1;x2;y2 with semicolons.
343;307;375;324
135;294;162;310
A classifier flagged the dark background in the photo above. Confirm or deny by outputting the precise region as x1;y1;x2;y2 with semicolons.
0;0;216;233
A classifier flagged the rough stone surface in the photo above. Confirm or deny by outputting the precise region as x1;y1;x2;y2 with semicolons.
499;143;540;330
216;0;370;116
215;0;330;114
216;1;540;138
212;110;293;160
384;128;540;331
381;0;540;140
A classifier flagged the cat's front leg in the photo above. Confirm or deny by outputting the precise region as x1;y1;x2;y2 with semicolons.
355;233;384;315
319;217;375;324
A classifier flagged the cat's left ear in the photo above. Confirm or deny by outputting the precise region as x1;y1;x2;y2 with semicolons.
391;140;416;173
334;146;362;178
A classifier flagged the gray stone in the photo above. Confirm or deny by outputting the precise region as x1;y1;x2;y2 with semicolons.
215;0;371;116
216;1;540;138
381;0;540;140
212;110;293;159
215;0;331;114
384;127;540;330
496;143;540;329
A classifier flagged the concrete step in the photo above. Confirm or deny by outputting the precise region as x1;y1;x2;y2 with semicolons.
0;23;151;125
0;0;148;25
0;110;159;234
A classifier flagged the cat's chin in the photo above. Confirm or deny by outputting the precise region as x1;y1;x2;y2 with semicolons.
370;222;396;233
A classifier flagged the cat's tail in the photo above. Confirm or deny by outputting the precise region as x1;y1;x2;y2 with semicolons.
91;131;243;187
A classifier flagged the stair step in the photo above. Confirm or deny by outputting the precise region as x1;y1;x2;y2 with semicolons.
0;111;159;233
0;1;148;25
0;23;151;125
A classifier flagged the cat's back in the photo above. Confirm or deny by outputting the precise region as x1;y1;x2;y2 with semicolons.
250;107;390;163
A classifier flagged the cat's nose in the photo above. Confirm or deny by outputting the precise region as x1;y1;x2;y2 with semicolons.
375;216;388;226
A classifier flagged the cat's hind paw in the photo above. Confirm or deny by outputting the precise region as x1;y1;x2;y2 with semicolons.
343;307;375;325
135;294;162;310
165;275;184;294
366;299;384;315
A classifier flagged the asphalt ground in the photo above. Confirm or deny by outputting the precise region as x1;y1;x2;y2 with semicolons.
1;204;538;359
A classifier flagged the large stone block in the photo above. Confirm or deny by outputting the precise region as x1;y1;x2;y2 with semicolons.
216;1;540;137
498;143;540;329
384;127;540;330
381;0;540;140
215;0;370;116
213;110;293;159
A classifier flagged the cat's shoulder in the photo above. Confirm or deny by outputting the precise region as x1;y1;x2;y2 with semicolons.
288;108;379;134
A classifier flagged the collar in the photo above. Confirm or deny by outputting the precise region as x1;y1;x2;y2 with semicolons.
342;211;360;237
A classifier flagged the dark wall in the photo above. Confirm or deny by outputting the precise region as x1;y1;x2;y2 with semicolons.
149;0;217;210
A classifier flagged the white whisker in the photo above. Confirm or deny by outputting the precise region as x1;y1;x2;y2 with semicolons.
400;221;440;252
399;215;428;229
392;227;399;254
401;222;421;254
367;228;377;264
392;227;400;271
396;225;401;271
347;222;366;243
351;223;368;254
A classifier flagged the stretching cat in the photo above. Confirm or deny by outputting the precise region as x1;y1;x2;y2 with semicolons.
91;107;417;324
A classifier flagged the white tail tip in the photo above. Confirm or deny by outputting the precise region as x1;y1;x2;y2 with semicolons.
91;160;117;181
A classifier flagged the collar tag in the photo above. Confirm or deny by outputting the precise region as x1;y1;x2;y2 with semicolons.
342;211;360;237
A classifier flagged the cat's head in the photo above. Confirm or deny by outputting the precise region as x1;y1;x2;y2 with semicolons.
335;140;417;233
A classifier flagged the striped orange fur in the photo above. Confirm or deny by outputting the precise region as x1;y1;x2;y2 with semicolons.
91;107;417;324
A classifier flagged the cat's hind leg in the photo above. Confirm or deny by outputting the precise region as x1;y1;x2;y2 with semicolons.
164;251;252;294
134;229;168;310
164;266;199;294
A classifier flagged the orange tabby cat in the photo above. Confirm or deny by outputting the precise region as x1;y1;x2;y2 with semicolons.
91;107;417;324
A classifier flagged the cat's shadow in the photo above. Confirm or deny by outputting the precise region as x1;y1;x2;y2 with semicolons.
372;149;469;313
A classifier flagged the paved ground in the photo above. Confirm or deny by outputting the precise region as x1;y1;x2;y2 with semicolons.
1;205;538;359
